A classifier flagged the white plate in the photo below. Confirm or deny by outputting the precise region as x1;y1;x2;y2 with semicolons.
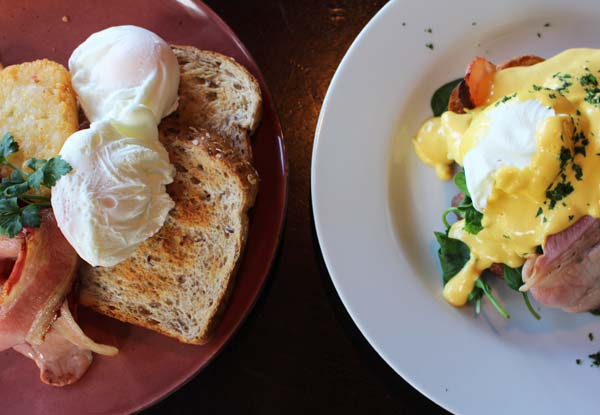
312;0;600;413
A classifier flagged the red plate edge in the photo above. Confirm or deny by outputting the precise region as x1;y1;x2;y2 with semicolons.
0;0;288;413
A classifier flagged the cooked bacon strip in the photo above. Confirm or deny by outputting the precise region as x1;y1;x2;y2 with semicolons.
53;301;118;356
523;216;600;312
0;211;79;347
13;301;117;386
0;210;118;386
0;236;21;289
13;327;93;387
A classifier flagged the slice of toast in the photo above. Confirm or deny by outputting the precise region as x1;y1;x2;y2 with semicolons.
171;46;262;160
78;121;258;344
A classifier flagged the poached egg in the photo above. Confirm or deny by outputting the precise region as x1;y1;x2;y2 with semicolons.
52;26;180;266
69;25;180;128
51;121;174;266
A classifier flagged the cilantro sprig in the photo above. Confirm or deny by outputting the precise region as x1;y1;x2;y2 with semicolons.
0;132;72;237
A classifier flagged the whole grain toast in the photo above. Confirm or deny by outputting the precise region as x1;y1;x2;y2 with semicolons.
171;46;262;160
78;121;259;344
77;47;262;344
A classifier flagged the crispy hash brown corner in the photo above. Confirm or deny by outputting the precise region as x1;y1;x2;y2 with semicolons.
0;60;78;171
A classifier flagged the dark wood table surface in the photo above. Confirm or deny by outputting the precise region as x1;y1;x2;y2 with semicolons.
147;1;449;414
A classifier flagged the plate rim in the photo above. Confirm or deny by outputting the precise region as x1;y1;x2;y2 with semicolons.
311;0;411;391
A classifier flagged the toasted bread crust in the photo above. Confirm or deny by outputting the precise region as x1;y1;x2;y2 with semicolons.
171;46;262;161
495;55;545;70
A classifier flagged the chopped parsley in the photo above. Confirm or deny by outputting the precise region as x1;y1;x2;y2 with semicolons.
552;72;573;93
425;42;434;50
577;359;582;365
546;181;574;209
578;69;600;107
580;73;598;87
535;207;543;217
589;351;600;367
569;215;574;221
425;27;432;33
584;87;600;106
495;93;517;106
572;163;583;180
590;332;595;341
559;146;572;169
545;122;588;208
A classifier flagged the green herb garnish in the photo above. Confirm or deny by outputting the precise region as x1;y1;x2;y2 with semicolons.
589;351;600;367
0;132;71;237
495;93;517;106
503;266;541;320
447;171;483;234
552;72;573;93
434;232;470;284
546;182;574;209
581;73;598;87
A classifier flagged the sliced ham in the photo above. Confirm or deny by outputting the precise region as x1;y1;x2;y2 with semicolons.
523;216;600;312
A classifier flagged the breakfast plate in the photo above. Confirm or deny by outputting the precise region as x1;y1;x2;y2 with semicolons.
0;1;286;414
312;0;600;413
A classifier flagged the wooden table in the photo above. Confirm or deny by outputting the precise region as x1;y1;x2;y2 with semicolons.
148;1;449;413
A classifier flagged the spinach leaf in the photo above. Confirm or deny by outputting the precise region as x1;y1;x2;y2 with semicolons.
445;171;483;234
462;204;483;234
431;78;462;116
434;231;470;284
503;265;541;320
503;265;524;291
454;171;469;196
475;278;510;319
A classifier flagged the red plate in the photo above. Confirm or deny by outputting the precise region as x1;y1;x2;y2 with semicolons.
0;1;286;413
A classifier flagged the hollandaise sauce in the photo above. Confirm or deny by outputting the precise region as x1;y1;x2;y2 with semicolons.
414;49;600;307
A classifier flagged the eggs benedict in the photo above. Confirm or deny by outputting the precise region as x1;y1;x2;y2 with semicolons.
414;49;600;316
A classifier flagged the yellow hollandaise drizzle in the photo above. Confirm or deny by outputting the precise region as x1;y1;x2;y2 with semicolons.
414;48;600;307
